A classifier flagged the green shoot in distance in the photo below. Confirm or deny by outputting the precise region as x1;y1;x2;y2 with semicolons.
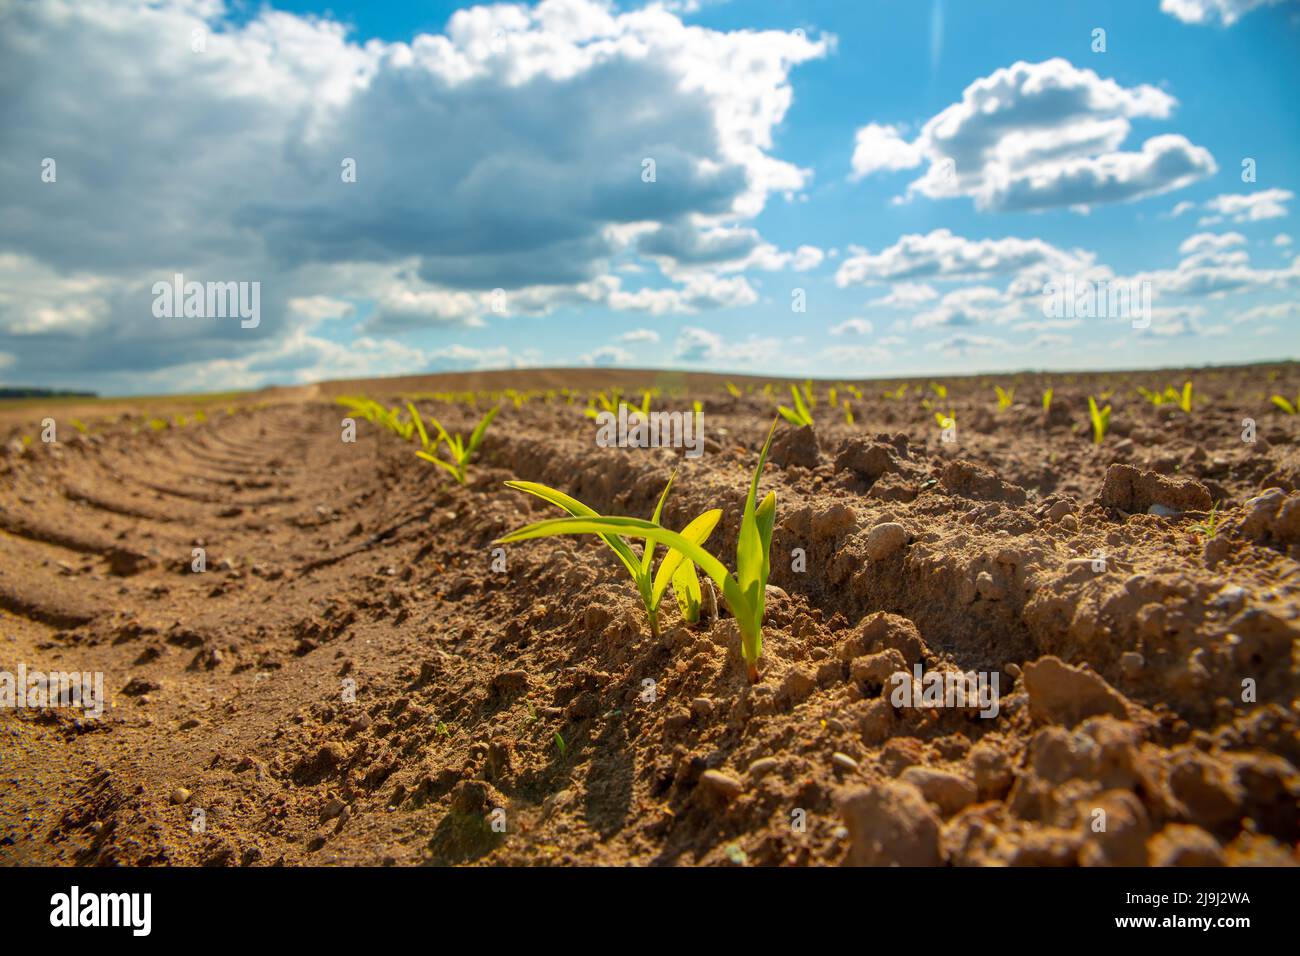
416;405;499;484
1270;391;1298;415
777;384;814;427
1191;500;1223;541
1088;395;1111;445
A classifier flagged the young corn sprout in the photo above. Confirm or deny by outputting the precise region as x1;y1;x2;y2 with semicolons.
416;405;499;484
1088;396;1111;445
583;387;626;420
337;396;417;441
777;384;814;427
994;385;1014;411
1136;386;1164;407
934;409;956;431
1042;388;1053;413
882;383;908;400
1191;500;1223;541
500;421;780;683
502;470;720;639
1271;391;1299;414
1137;382;1192;412
842;399;854;425
725;381;743;398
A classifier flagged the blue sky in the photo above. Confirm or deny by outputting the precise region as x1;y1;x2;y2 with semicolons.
1;0;1298;394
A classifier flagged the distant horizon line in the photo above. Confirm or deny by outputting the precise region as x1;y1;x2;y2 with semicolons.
3;356;1296;402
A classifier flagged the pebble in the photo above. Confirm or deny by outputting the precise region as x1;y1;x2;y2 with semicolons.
698;770;744;801
764;584;790;602
1048;500;1075;523
831;752;860;773
170;787;192;804
864;522;909;560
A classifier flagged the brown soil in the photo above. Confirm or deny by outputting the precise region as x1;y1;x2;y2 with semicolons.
1;363;1298;867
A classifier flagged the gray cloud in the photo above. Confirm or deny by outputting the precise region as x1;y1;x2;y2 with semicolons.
0;0;829;386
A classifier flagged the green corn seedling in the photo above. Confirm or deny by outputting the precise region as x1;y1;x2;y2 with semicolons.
725;381;743;398
406;401;432;451
337;396;415;441
778;384;814;427
503;470;720;638
994;385;1014;411
1136;386;1168;407
842;399;854;425
500;420;780;683
1270;392;1298;414
416;406;499;484
1191;500;1223;541
1088;396;1111;445
1042;388;1053;413
583;387;625;420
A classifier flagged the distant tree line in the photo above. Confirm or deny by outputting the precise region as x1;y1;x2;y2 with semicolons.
0;387;98;399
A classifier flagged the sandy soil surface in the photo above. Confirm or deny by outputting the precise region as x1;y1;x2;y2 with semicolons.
1;364;1297;867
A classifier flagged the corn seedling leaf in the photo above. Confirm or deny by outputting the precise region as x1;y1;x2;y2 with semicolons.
650;508;722;608
1088;396;1112;445
503;480;641;581
406;402;431;450
1270;394;1297;414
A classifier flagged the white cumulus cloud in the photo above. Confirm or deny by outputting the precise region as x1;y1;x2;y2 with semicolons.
847;58;1215;213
